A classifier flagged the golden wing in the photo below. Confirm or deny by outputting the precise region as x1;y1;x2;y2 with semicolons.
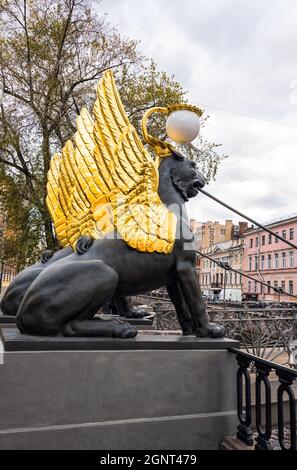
46;152;68;247
46;70;177;254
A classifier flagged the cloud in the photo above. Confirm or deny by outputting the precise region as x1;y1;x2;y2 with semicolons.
98;0;297;224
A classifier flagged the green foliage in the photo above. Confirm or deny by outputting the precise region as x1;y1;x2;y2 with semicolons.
0;166;45;270
0;0;224;270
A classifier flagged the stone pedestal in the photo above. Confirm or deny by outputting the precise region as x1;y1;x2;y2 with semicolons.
0;313;15;327
0;329;239;450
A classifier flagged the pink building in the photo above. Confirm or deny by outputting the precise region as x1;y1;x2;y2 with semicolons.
242;214;297;302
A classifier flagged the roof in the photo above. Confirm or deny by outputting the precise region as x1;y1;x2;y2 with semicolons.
245;212;297;234
204;239;243;255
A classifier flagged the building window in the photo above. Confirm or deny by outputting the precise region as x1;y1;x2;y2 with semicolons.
260;255;265;270
255;237;259;247
290;228;294;240
248;281;251;292
275;232;279;243
281;280;285;292
274;253;279;269
268;234;272;244
282;230;286;240
282;252;286;268
267;254;271;269
262;235;265;246
267;281;271;294
255;255;259;271
274;281;278;293
248;256;252;271
289;281;294;295
249;238;253;248
254;280;257;293
220;229;225;235
289;251;294;268
234;272;237;285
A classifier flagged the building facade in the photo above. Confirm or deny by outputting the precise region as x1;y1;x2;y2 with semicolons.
199;239;244;301
242;214;297;302
191;219;248;249
192;219;233;249
192;219;247;300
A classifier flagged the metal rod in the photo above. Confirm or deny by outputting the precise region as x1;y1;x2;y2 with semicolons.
198;188;297;250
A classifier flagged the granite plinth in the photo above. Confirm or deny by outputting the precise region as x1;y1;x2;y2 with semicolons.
1;328;238;351
0;314;16;324
0;331;239;450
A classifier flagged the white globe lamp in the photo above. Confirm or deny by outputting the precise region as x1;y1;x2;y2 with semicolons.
166;110;201;144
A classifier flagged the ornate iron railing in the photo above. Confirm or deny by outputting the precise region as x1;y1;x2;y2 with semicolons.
208;309;297;367
137;294;297;367
228;347;297;450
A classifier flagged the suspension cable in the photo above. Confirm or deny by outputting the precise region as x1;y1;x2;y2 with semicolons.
198;188;297;250
196;249;297;300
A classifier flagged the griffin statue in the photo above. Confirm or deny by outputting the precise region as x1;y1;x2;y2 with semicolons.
0;71;225;339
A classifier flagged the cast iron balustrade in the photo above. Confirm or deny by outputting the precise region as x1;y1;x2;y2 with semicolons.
228;347;297;450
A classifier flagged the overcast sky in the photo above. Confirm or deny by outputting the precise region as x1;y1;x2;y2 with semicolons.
99;0;297;225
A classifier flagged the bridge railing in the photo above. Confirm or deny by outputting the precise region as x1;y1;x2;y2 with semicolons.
228;347;297;450
208;309;297;367
138;297;297;367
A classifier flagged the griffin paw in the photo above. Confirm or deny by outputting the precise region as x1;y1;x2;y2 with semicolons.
112;321;138;338
124;307;148;319
181;321;195;336
197;323;225;338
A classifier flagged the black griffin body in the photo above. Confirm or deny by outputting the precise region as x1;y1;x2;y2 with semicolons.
5;152;225;339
